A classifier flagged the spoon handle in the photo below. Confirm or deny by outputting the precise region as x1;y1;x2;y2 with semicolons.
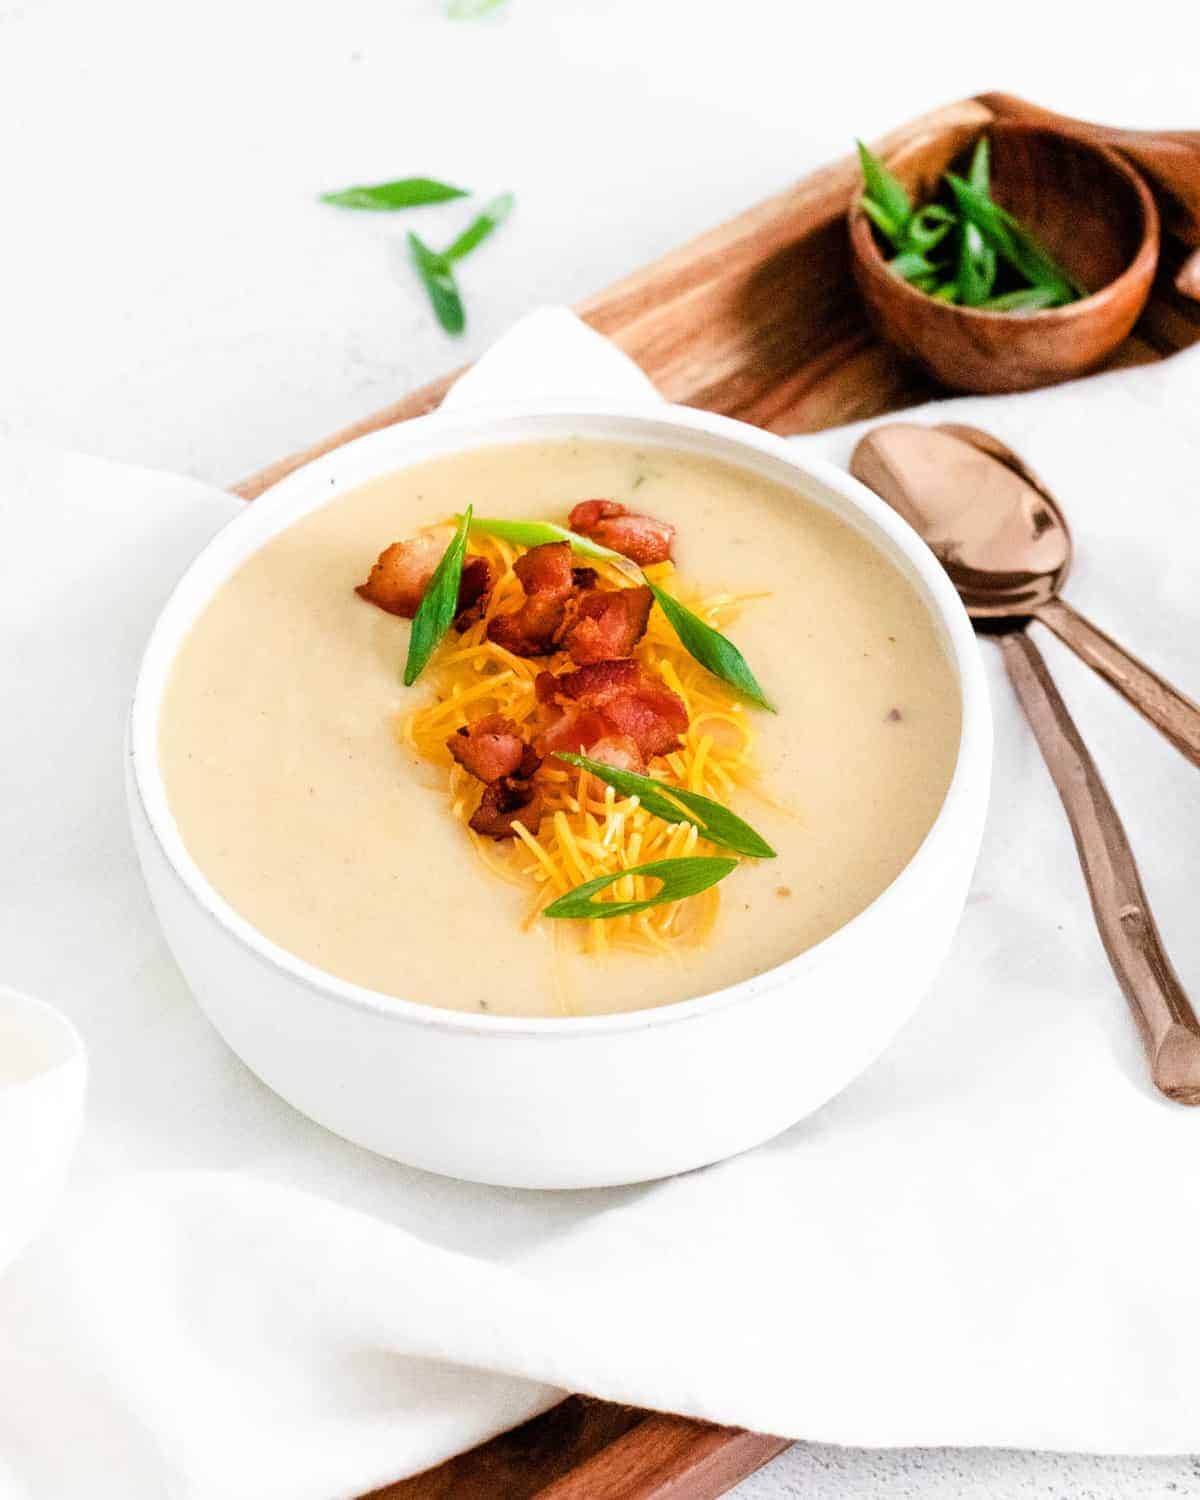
1001;630;1200;1104
1032;597;1200;769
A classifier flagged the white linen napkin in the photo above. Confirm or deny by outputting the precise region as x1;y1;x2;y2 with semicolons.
2;309;1200;1500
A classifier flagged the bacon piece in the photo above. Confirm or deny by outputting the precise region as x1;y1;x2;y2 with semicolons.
515;540;573;595
568;500;675;566
554;659;642;699
356;534;493;623
469;778;542;839
453;556;494;631
539;707;613;757
446;715;526;784
569;500;622;533
564;585;653;665
537;659;688;762
585;735;646;775
598;684;688;758
571;567;599;591
356;533;443;618
486;541;574;657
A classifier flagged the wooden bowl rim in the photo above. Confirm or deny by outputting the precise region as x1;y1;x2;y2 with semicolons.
848;120;1161;325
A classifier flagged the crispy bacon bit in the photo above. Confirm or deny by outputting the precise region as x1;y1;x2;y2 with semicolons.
356;533;444;618
356;534;492;624
454;556;494;631
487;541;574;657
568;499;675;566
446;715;526;784
569;500;622;533
468;759;542;839
537;659;688;762
539;707;612;757
515;540;573;596
554;659;642;698
571;567;599;591
564;585;653;665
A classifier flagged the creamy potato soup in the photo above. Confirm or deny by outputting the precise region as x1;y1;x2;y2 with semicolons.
160;439;960;1017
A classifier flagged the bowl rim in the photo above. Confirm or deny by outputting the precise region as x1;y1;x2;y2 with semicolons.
847;119;1161;326
128;398;991;1040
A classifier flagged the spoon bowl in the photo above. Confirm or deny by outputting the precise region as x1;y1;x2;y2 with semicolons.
850;422;1072;618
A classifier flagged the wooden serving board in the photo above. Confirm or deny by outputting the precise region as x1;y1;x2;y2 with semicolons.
235;95;1200;1500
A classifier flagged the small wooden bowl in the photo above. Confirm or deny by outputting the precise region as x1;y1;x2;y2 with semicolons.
848;121;1160;393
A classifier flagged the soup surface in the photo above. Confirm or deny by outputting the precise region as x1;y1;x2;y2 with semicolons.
160;439;960;1017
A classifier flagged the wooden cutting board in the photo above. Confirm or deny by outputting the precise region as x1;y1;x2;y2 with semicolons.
234;94;1200;1500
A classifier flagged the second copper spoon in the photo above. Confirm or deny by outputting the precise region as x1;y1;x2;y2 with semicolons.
852;422;1200;1104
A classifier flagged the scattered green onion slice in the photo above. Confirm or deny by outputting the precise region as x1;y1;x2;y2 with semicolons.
444;192;515;262
320;178;467;211
408;231;466;335
541;856;738;920
646;580;773;711
447;0;510;17
404;507;472;686
555;754;775;858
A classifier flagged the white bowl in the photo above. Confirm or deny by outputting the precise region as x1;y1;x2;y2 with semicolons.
127;400;991;1189
0;984;86;1271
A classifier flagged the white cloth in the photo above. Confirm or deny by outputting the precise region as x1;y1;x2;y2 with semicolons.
2;311;1200;1500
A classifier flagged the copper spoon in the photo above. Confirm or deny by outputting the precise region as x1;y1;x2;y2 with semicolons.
853;423;1200;765
851;422;1200;1104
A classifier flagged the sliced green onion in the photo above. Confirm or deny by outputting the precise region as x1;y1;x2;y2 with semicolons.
444;193;515;261
555;754;775;857
856;140;911;246
408;231;466;335
464;516;633;568
404;507;472;685
320;178;467;211
541;856;738;920
945;174;1083;303
978;285;1066;313
967;135;991;197
646;581;773;711
956;220;997;306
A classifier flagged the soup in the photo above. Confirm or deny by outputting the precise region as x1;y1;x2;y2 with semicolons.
160;439;960;1017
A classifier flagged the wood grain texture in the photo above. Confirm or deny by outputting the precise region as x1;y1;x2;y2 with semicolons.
224;94;1200;1499
365;1398;645;1500
368;1401;788;1500
533;1414;789;1500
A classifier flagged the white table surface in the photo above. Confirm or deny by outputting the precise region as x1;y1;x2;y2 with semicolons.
3;1;1199;1495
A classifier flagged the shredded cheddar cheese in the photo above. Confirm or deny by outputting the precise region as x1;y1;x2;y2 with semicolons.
401;529;768;955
